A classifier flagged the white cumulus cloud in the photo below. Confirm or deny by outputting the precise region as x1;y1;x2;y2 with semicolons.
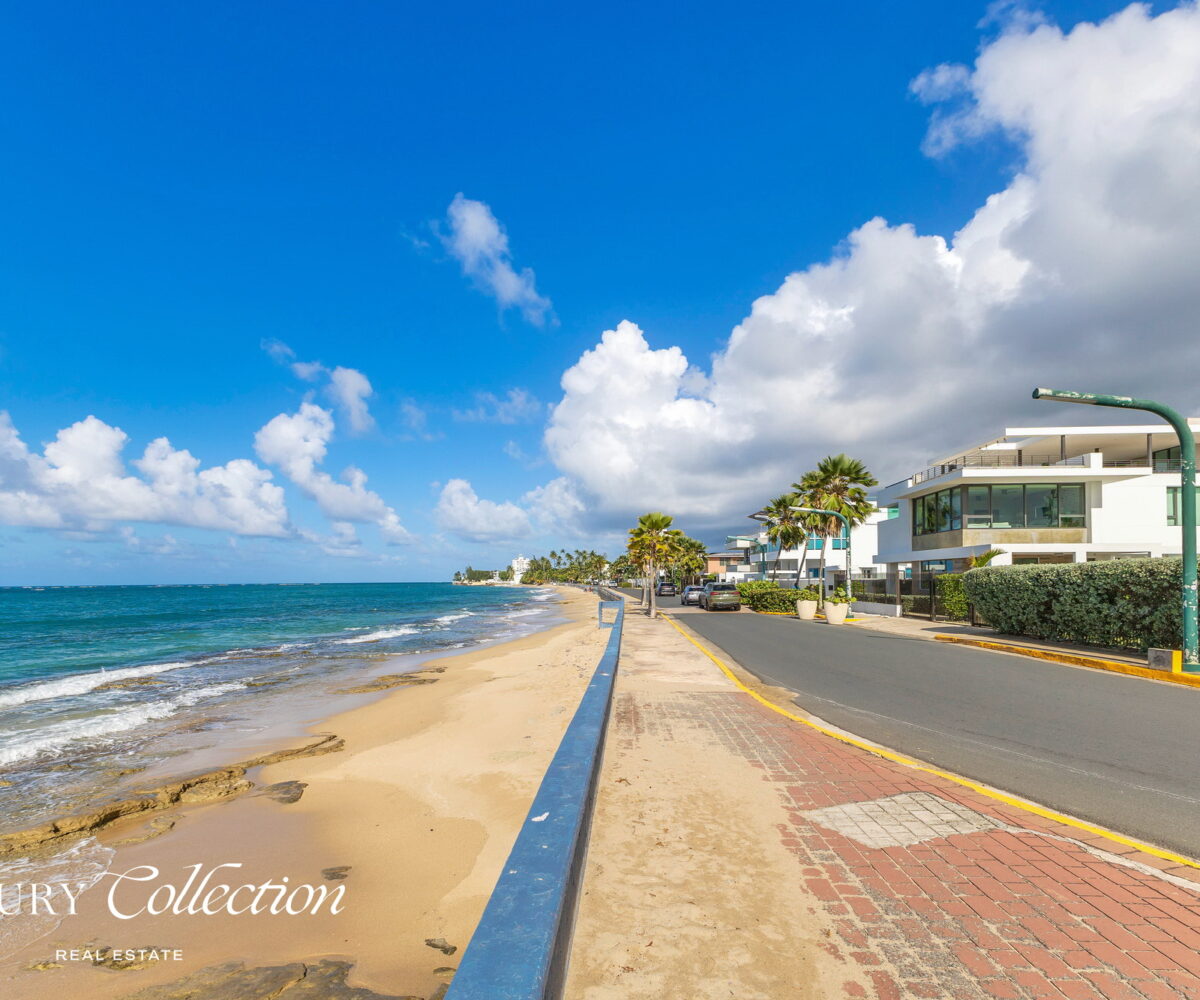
439;194;553;326
0;412;290;536
543;3;1200;530
435;478;532;542
254;403;410;543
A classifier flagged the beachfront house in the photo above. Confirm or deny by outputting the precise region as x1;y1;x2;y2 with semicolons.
719;508;890;591
872;419;1200;596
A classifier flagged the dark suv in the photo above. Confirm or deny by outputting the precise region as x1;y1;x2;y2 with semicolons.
698;582;741;611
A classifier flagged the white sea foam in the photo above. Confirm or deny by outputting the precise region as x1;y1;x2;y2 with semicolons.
0;681;247;767
0;661;193;710
0;838;114;959
334;626;420;645
435;612;474;623
505;609;544;620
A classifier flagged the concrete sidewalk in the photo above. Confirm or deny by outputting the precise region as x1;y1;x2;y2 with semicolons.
567;607;1200;1000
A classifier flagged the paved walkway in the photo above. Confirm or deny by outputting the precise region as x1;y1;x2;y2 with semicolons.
569;604;1200;1000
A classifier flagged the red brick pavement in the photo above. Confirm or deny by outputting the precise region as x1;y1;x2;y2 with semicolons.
644;690;1200;1000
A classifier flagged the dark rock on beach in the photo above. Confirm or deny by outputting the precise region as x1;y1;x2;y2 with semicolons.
322;865;352;881
256;780;307;804
423;938;457;955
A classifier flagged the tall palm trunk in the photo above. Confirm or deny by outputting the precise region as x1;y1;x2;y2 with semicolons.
648;558;657;618
796;540;809;589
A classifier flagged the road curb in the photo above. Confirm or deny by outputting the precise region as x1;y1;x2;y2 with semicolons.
934;634;1200;688
662;613;1200;875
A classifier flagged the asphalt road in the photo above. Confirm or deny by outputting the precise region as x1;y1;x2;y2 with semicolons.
622;589;1200;858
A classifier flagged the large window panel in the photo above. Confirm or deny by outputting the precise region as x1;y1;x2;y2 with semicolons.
966;486;991;527
1025;484;1057;528
1060;484;1085;528
991;485;1024;528
949;488;962;530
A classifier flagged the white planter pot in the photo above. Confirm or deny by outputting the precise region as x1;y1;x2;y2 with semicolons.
825;603;850;625
796;599;818;620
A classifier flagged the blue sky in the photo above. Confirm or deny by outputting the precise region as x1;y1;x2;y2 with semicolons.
0;0;1192;584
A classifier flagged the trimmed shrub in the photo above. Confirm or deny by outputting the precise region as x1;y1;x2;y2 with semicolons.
736;580;779;599
901;595;931;616
934;574;969;621
962;557;1183;651
746;588;801;614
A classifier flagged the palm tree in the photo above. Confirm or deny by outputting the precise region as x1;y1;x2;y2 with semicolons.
628;512;684;618
759;494;809;585
793;454;878;603
966;547;1004;569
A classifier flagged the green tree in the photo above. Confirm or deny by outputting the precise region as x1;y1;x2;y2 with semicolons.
792;454;878;604
628;512;684;618
759;494;810;585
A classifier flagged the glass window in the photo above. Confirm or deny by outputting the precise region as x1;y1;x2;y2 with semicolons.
1059;484;1085;528
965;486;991;527
884;506;899;520
913;496;925;536
1025;484;1056;528
949;488;962;530
1167;487;1200;526
991;485;1024;528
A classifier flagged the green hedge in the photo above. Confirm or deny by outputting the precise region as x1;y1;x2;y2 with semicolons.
962;557;1183;651
736;580;779;598
901;595;931;615
934;574;969;621
746;588;800;613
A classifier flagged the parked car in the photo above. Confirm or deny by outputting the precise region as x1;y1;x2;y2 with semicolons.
681;585;705;605
656;581;677;596
698;582;741;611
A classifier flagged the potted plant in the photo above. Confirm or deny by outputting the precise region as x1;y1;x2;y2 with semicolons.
795;586;820;620
824;586;851;625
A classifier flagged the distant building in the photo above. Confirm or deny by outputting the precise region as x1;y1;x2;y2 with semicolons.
511;554;531;584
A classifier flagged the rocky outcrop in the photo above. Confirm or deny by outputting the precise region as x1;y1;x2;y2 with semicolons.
0;734;344;857
336;668;443;695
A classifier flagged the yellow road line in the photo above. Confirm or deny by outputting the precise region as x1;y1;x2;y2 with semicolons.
935;634;1200;688
661;613;1200;873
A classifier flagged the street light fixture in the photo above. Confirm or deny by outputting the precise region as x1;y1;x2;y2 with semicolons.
790;506;852;598
1033;387;1198;670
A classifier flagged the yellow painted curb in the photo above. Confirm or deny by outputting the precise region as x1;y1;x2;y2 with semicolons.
660;613;1200;873
935;635;1200;689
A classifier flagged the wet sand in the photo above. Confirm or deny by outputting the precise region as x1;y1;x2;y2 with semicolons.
1;586;606;1000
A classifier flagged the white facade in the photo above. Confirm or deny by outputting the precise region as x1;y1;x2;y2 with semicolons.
872;420;1199;589
510;554;531;584
723;509;889;591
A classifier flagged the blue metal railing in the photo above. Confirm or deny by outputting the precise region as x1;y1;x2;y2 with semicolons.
445;598;624;1000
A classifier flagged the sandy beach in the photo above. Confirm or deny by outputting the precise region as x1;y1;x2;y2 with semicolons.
1;586;606;1000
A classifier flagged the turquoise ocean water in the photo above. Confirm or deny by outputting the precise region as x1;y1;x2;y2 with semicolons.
0;582;559;832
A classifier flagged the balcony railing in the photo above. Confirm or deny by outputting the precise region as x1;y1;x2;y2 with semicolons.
1103;458;1184;472
911;454;1086;486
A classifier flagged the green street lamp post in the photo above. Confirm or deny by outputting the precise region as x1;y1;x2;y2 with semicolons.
1033;387;1198;670
790;506;852;599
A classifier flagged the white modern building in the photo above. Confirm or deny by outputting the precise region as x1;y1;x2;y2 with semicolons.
873;420;1199;594
510;555;531;584
717;508;891;591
